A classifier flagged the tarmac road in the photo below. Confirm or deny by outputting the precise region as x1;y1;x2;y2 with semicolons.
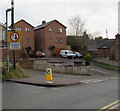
2;78;118;109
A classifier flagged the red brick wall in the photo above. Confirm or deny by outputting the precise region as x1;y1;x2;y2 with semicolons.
0;49;21;60
14;20;35;51
115;36;120;60
35;28;45;52
97;48;110;58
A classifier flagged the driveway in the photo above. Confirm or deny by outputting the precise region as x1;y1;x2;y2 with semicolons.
47;57;118;76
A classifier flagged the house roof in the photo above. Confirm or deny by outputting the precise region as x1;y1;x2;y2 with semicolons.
0;22;6;28
14;19;34;28
88;39;115;51
97;39;115;49
34;20;67;30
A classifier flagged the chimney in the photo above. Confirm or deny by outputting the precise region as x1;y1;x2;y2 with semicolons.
115;33;120;46
42;20;46;24
115;33;120;39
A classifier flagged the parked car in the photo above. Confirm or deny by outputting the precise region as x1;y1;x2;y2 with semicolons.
60;50;76;59
29;51;45;58
73;52;83;58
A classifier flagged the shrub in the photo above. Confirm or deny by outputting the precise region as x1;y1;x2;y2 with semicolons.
84;54;92;65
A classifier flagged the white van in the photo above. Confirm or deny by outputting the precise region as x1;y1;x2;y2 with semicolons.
60;50;76;59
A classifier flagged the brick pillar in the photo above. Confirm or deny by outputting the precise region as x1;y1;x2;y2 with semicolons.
115;33;120;60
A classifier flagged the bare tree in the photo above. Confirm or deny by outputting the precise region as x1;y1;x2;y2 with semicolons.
68;15;85;36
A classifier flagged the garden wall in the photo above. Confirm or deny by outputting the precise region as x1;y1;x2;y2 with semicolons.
94;58;120;67
33;58;91;75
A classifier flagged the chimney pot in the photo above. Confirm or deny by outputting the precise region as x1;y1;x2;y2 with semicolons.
42;20;46;24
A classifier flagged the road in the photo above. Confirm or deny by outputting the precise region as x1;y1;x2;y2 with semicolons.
2;78;118;109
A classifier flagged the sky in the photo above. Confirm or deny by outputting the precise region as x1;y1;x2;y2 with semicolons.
0;0;119;39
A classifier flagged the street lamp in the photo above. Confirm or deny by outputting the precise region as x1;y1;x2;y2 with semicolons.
6;8;11;72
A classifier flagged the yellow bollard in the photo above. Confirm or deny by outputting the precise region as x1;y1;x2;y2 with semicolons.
46;68;53;83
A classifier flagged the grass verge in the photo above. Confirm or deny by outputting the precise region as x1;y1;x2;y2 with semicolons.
1;62;29;80
96;63;120;71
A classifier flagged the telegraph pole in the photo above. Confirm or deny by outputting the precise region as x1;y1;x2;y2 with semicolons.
11;0;16;69
6;8;11;72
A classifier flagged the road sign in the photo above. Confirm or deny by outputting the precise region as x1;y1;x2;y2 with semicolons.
8;31;22;43
9;42;21;50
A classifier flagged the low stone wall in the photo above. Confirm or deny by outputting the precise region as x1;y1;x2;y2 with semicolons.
18;59;34;69
33;58;91;75
94;58;120;67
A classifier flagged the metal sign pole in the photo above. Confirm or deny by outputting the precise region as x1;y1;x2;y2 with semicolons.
6;9;11;72
11;0;16;69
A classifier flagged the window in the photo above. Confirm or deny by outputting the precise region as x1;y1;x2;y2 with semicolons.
26;38;30;43
48;28;53;32
15;28;21;31
49;39;53;42
25;28;30;32
57;38;63;44
58;28;62;33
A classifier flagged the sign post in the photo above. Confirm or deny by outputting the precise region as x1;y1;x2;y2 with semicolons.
8;31;22;69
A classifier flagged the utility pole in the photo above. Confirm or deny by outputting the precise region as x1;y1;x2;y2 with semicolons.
11;0;16;69
106;29;108;38
6;8;11;72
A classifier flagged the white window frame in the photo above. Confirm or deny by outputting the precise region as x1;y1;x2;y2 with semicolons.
15;27;22;31
48;28;53;32
25;28;30;32
58;28;62;33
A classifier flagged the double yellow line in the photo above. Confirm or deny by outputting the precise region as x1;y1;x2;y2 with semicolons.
98;100;120;111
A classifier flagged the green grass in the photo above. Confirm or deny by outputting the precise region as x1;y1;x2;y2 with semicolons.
97;63;120;71
1;62;29;80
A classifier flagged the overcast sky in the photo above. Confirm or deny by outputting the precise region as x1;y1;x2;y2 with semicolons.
1;0;119;38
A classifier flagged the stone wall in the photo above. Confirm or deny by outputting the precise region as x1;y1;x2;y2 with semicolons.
33;58;91;75
94;58;120;67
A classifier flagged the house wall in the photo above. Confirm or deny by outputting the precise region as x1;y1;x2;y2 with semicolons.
110;44;115;59
0;49;21;60
97;48;110;58
0;24;6;41
35;28;45;52
14;20;35;51
44;21;67;56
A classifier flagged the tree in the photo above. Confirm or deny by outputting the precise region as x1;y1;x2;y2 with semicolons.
68;15;85;36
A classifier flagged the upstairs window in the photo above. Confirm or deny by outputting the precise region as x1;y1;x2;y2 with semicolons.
26;38;30;43
57;38;63;44
15;27;22;31
48;28;53;32
25;28;30;32
58;28;62;33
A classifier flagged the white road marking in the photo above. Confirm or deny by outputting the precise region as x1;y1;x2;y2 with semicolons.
14;90;42;98
81;77;117;84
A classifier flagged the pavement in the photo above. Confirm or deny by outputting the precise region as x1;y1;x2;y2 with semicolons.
5;61;119;87
6;72;84;87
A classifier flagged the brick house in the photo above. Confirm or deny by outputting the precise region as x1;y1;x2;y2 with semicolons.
34;20;67;56
88;39;116;59
14;19;35;51
97;39;115;59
